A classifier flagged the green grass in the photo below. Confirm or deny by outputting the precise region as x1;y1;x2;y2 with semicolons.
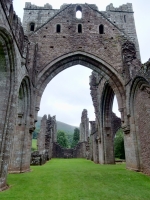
32;139;37;151
1;159;150;200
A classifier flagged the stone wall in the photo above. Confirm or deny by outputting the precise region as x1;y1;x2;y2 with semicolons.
31;114;57;165
80;109;89;142
1;0;150;191
45;115;57;160
0;0;32;190
37;115;47;154
52;141;88;158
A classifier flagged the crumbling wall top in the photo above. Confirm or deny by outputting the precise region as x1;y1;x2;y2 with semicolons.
25;2;53;9
81;109;88;122
106;3;133;12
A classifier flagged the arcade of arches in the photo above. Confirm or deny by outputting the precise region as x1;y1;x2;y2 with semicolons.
0;0;150;191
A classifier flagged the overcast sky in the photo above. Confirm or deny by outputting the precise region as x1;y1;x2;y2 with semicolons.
13;0;150;126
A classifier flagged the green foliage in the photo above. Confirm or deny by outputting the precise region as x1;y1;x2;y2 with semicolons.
65;133;73;148
32;128;40;139
114;129;125;159
1;159;150;200
57;130;68;148
71;128;80;148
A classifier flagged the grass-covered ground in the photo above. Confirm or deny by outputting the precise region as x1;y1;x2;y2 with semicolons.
31;139;37;151
1;159;150;200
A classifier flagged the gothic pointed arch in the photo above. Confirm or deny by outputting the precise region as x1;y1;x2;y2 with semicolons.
9;76;32;174
128;76;150;174
0;27;17;190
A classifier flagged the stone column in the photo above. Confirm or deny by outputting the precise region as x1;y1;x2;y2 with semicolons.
80;109;89;142
45;115;57;160
37;115;47;154
89;121;99;163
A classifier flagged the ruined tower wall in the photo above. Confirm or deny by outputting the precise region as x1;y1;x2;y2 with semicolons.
37;115;47;154
80;109;89;142
105;3;140;60
23;2;59;34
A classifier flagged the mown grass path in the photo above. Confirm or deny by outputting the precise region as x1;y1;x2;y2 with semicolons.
1;159;150;200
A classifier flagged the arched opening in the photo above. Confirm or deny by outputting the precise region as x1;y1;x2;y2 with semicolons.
30;22;35;31
100;83;121;164
36;53;124;115
56;24;61;33
99;24;104;34
76;6;82;19
0;30;16;190
113;97;125;161
78;24;82;33
34;66;94;159
99;83;124;164
33;52;125;165
9;77;32;173
39;66;94;125
129;77;150;174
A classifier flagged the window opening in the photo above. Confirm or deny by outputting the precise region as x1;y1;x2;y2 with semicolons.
56;24;61;33
78;24;82;33
76;6;82;19
99;24;104;34
30;23;35;31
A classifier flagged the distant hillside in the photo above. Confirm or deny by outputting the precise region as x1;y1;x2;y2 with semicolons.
35;116;78;134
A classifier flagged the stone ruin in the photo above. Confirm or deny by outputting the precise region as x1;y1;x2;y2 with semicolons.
1;0;150;191
79;109;90;159
80;109;89;142
31;114;57;165
89;72;122;164
45;115;57;160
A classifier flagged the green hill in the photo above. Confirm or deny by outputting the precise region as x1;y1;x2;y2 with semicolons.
35;116;78;134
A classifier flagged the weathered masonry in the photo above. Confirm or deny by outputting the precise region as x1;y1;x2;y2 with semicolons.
0;0;150;191
33;110;90;161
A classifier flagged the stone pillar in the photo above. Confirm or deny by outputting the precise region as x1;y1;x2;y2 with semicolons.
89;121;99;163
37;115;47;154
51;116;57;143
80;109;89;142
45;115;57;160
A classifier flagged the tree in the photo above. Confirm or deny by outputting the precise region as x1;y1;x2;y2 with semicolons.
71;128;80;148
65;133;73;148
57;130;68;148
114;129;125;159
32;128;40;139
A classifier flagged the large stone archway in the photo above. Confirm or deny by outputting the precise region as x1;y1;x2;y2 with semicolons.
0;27;18;190
8;76;32;174
34;52;125;165
0;0;150;191
35;52;125;110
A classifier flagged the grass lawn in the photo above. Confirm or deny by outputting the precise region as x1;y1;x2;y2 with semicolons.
31;139;37;151
1;159;150;200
